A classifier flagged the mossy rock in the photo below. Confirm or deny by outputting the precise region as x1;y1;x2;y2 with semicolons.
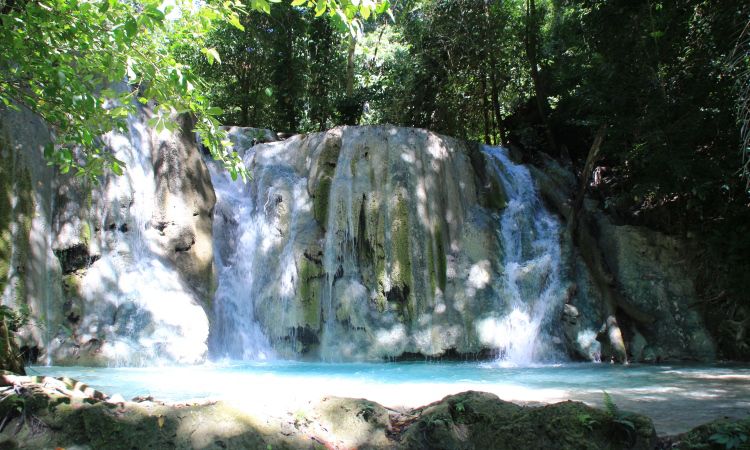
313;176;332;226
674;417;750;449
0;132;33;375
467;142;508;212
311;133;342;227
388;194;414;321
298;256;324;329
400;391;657;450
0;134;34;301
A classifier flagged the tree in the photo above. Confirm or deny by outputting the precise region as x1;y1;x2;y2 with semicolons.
0;0;388;181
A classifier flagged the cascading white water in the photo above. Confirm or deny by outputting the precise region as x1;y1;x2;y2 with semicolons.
206;129;566;363
207;151;274;360
70;115;209;365
478;146;564;365
319;141;358;360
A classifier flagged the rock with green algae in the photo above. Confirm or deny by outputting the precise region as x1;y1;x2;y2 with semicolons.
245;126;513;360
0;374;308;450
0;375;660;450
670;417;750;450
2;104;218;367
0;315;25;375
399;391;656;450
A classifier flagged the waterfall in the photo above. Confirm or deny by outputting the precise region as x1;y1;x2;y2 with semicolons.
319;141;358;361
205;128;567;363
207;150;274;360
479;146;565;365
68;114;209;365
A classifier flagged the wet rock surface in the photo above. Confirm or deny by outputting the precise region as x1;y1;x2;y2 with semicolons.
1;112;722;364
1;105;215;366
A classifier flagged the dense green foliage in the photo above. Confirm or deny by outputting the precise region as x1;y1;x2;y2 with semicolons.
179;4;347;132
361;0;750;357
0;0;387;180
0;0;250;179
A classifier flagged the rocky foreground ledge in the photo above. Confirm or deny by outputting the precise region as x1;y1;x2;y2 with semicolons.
0;374;746;450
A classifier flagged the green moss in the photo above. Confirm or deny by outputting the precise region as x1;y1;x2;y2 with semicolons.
678;417;750;449
433;224;447;292
80;222;92;247
468;142;508;211
402;391;656;450
313;176;332;226
62;273;83;299
298;258;323;329
427;238;436;294
390;196;414;320
0;135;34;302
487;175;508;210
312;133;342;227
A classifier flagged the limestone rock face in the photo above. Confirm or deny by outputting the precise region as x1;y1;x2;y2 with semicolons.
2;104;720;365
150;114;217;302
212;125;719;363
592;210;715;361
0;105;216;365
222;126;278;151
0;105;65;363
529;155;715;363
212;126;515;360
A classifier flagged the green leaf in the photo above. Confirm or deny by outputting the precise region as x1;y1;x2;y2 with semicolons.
360;4;370;20
203;47;221;65
264;87;273;97
315;0;327;17
124;17;138;38
375;0;388;14
228;14;245;31
291;0;306;5
206;106;223;116
43;143;54;159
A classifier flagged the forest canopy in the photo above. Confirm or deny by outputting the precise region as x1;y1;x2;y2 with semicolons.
0;0;388;181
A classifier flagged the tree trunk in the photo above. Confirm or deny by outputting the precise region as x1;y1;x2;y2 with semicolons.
484;0;505;145
567;124;607;238
346;35;356;98
525;0;557;154
481;70;491;145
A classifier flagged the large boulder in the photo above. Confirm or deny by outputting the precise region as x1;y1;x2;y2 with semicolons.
528;153;715;363
591;209;715;361
400;391;657;450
